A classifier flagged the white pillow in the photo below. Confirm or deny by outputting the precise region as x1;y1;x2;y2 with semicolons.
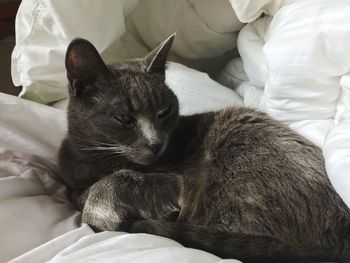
263;0;350;122
0;94;81;262
12;0;139;104
125;0;243;71
229;0;296;23
12;0;243;105
166;62;243;115
237;16;271;89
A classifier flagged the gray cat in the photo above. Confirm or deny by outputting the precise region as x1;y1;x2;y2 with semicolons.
59;35;350;263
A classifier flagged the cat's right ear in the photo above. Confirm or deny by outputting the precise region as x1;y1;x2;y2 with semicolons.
144;33;176;74
65;38;109;97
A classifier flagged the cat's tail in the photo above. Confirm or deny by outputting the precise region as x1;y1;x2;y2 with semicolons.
130;219;313;263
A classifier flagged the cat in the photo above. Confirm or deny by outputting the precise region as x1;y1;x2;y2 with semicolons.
59;34;350;263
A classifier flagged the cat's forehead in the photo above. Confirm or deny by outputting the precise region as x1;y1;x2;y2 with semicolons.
106;68;169;113
110;58;146;72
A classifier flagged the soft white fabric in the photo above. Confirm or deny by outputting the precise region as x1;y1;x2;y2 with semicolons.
123;0;243;74
228;0;296;23
11;225;94;263
12;0;244;105
12;0;139;104
237;16;271;89
16;231;241;263
161;62;244;114
0;93;79;262
323;73;350;209
0;92;66;160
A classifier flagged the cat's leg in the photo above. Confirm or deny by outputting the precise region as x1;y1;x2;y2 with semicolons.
81;169;181;232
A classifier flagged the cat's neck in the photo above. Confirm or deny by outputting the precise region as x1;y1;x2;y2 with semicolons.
147;112;215;173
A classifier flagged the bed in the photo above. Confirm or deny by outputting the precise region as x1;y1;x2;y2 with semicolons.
2;0;350;262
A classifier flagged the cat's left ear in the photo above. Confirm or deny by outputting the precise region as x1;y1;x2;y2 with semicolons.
144;33;176;74
65;38;109;97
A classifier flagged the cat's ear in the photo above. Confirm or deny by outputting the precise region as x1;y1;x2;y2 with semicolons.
65;38;109;97
144;33;176;74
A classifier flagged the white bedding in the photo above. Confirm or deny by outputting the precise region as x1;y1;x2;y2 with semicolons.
3;0;350;262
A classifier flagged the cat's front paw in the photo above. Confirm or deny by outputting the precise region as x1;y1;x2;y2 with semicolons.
82;201;126;232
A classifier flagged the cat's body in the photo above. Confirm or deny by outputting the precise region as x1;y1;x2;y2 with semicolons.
59;35;350;262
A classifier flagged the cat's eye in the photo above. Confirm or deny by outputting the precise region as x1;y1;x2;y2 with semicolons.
114;114;135;125
157;105;172;119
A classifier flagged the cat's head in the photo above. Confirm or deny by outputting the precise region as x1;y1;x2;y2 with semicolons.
65;34;179;165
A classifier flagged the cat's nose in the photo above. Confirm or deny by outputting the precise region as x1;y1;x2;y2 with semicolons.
150;142;163;154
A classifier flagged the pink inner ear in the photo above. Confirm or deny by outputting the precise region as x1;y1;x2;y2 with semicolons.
66;38;109;82
67;50;83;76
67;47;97;74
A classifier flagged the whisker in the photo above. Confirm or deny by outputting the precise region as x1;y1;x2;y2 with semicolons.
66;134;138;164
79;146;126;152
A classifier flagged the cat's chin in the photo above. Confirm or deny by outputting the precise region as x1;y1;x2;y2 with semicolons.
132;156;159;166
131;150;166;165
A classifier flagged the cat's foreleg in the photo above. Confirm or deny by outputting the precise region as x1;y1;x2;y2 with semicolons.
81;169;181;231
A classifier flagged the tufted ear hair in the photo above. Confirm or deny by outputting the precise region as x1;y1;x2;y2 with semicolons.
65;38;109;97
144;33;176;74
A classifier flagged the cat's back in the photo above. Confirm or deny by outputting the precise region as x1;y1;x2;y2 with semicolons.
185;107;350;244
204;107;325;179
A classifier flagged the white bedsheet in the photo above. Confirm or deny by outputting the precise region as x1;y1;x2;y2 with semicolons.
0;93;74;262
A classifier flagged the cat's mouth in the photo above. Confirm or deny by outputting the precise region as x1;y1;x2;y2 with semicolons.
130;139;168;165
133;156;159;166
